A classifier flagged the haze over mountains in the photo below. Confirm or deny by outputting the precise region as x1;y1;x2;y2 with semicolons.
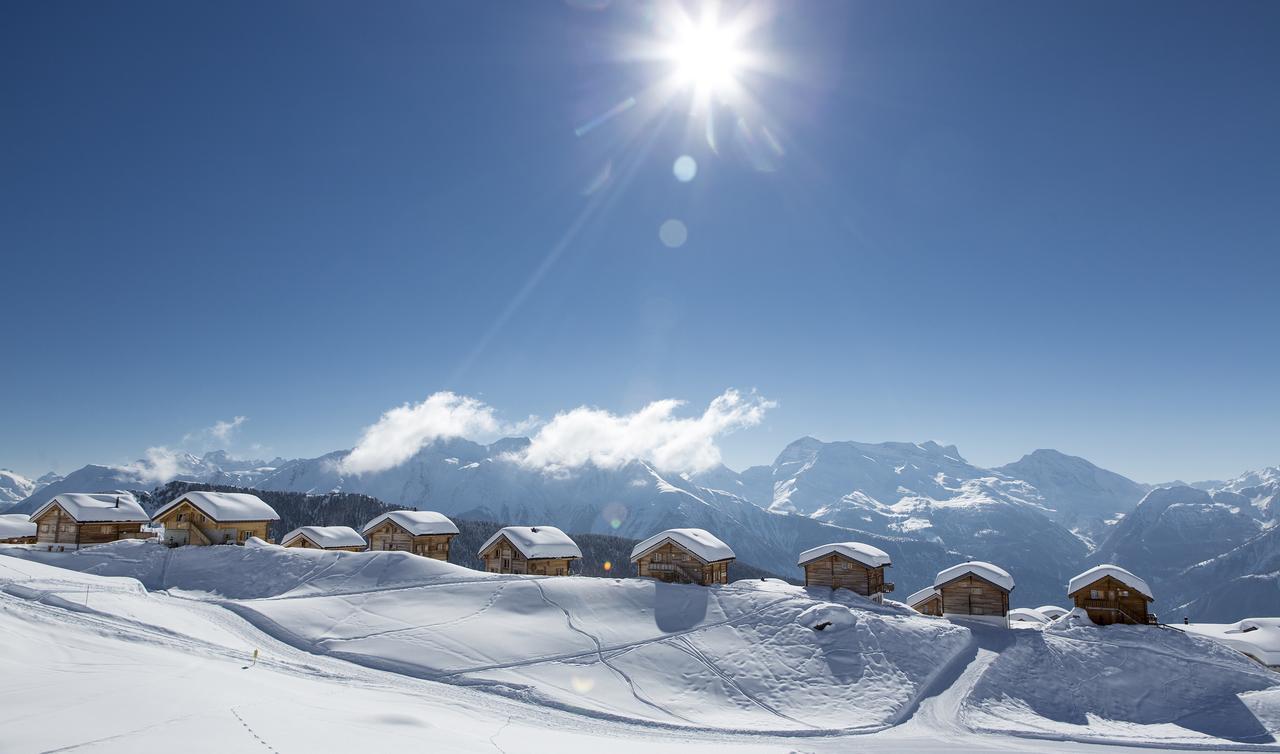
6;438;1278;620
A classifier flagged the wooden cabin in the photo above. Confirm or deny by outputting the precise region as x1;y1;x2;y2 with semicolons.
479;526;581;576
151;491;279;546
933;561;1014;624
361;510;458;560
1037;605;1069;620
281;525;367;552
0;513;38;544
797;542;893;597
1068;564;1156;625
907;587;942;616
631;528;735;585
29;493;152;550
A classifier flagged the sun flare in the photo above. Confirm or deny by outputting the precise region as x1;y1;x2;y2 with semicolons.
670;16;744;95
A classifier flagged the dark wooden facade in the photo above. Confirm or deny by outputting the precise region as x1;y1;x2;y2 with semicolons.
365;519;453;560
1069;575;1155;625
800;553;891;596
910;591;943;616
634;541;731;585
283;534;365;552
480;534;575;575
938;573;1010;619
33;504;150;549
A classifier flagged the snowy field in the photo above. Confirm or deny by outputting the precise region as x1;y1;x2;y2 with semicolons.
3;542;1280;752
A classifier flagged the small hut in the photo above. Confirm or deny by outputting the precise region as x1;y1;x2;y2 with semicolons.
1067;564;1155;625
151;491;279;546
0;513;38;544
631;528;735;585
479;526;581;576
29;493;151;549
1008;607;1051;625
1037;605;1069;620
907;587;942;616
281;525;367;552
361;511;458;560
797;542;893;597
933;561;1014;624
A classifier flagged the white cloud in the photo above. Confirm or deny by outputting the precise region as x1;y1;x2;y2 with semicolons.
340;388;774;477
339;392;533;475
121;446;196;484
183;416;248;447
514;389;774;475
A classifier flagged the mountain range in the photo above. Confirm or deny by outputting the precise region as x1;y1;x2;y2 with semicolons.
5;438;1278;619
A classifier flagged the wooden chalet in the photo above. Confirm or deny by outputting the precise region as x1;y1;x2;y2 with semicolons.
907;586;942;616
0;513;38;544
933;561;1015;624
29;493;152;550
797;542;893;598
1067;564;1156;625
479;526;581;576
631;528;735;585
361;510;458;560
281;525;367;552
1037;605;1069;620
152;491;279;546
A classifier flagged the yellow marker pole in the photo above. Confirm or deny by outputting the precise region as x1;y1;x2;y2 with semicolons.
252;649;259;667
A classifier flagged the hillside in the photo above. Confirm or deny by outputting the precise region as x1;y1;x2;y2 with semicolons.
3;543;1279;749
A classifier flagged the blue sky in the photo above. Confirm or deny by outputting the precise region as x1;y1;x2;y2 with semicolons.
2;0;1278;483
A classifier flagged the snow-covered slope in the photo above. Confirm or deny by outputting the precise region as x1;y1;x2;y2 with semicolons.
0;468;36;509
4;543;1279;750
996;449;1149;541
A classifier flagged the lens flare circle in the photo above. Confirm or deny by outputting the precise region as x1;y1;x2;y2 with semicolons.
673;154;698;182
659;219;688;248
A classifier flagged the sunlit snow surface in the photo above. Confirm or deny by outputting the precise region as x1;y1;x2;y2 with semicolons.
3;541;1280;752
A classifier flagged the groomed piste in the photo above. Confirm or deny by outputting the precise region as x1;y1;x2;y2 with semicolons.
3;540;1280;750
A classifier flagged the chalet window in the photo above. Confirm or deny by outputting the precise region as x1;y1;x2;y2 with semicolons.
1119;590;1129;597
239;530;251;542
556;568;565;576
1090;590;1101;599
100;525;111;533
501;557;511;570
177;513;188;522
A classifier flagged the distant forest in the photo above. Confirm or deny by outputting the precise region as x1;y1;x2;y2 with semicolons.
141;481;791;582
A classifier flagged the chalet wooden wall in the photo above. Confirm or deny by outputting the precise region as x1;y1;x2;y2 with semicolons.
480;535;573;575
284;536;365;552
153;501;271;546
801;554;886;595
938;574;1009;617
365;521;452;560
1071;575;1152;625
912;594;943;616
634;541;729;585
33;505;147;548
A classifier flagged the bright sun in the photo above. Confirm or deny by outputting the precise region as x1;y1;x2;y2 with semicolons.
670;18;743;95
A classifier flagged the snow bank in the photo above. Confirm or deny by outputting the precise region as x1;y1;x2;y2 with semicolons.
1067;564;1152;600
631;527;735;563
934;561;1014;591
963;618;1280;746
281;525;367;549
1184;619;1280;667
0;513;36;539
0;539;491;599
796;541;891;568
1007;608;1049;625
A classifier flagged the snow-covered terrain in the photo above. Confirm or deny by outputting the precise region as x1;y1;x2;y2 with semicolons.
3;541;1279;752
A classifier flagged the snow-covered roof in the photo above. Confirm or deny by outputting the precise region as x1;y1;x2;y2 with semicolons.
905;586;939;607
281;526;367;549
1037;605;1069;619
480;526;581;560
0;513;37;539
31;493;149;523
1183;619;1280;666
153;491;280;522
1067;564;1153;600
361;510;458;536
630;528;735;564
796;542;891;568
1009;608;1050;624
934;561;1015;592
